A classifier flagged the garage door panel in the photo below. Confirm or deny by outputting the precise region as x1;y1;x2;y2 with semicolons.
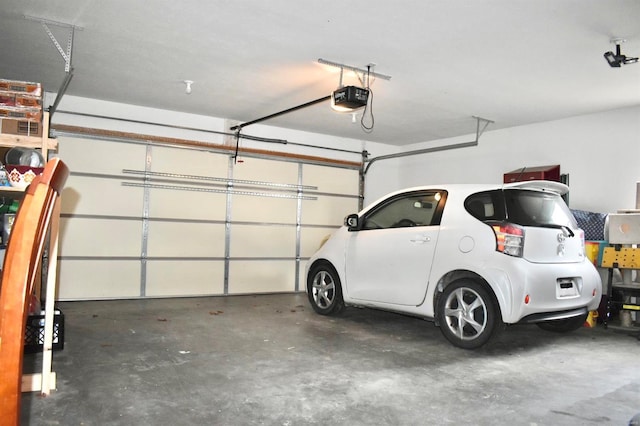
303;165;359;195
301;197;358;226
57;134;359;299
148;188;227;220
232;196;297;223
228;261;296;294
58;261;141;300
59;136;147;175
233;157;298;184
145;261;225;296
147;222;225;257
150;145;229;177
62;175;144;216
230;225;296;257
60;217;141;257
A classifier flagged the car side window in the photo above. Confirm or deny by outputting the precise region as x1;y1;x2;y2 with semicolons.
464;190;505;222
362;191;445;230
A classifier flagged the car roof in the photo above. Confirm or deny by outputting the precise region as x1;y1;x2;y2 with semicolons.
384;180;566;195
364;180;568;213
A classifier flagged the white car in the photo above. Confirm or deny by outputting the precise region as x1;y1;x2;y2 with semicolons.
306;181;602;349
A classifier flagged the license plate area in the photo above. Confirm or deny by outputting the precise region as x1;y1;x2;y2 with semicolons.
556;278;579;298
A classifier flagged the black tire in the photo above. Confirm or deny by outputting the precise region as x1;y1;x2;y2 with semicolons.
437;279;503;349
307;263;345;315
536;314;587;333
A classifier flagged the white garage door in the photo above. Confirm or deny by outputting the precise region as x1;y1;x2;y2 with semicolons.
56;135;360;300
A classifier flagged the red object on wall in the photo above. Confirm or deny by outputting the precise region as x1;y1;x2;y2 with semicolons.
503;164;560;183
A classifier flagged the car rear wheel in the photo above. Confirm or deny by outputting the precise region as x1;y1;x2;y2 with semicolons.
437;279;502;349
307;263;345;315
536;314;587;333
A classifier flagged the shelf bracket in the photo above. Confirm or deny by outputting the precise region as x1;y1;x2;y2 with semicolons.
362;115;494;175
472;116;494;141
24;15;83;73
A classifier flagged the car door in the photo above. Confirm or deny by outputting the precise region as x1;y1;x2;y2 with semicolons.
344;190;446;306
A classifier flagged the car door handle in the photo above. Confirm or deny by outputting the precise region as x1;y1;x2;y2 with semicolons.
410;235;431;243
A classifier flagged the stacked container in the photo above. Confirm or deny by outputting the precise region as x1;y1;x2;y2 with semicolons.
0;78;43;137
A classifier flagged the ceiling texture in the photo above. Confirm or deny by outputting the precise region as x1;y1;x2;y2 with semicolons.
1;0;639;146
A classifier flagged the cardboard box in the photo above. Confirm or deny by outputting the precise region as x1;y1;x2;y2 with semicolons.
0;93;42;108
0;106;42;122
1;118;42;137
0;79;42;97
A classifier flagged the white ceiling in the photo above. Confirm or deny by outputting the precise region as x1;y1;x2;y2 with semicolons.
1;0;639;146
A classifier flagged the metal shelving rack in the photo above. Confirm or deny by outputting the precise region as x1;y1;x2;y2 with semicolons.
600;212;640;335
601;246;640;329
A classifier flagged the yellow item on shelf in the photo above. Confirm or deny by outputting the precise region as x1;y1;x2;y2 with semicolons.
600;247;640;269
584;241;600;265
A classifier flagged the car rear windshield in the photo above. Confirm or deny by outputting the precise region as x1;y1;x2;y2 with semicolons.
465;189;578;228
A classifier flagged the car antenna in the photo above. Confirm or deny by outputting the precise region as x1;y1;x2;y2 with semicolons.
502;166;527;190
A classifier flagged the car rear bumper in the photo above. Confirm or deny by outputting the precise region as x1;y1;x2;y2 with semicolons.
518;307;588;324
488;259;602;324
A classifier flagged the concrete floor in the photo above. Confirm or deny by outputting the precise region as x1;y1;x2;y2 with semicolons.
20;293;640;425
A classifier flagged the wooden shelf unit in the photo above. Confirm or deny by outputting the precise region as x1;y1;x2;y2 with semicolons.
0;111;61;395
0;112;58;159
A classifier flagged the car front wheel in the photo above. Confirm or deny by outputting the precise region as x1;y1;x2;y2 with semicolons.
307;263;345;315
437;280;502;349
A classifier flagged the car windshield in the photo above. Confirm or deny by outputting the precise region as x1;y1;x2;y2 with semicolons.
504;189;577;228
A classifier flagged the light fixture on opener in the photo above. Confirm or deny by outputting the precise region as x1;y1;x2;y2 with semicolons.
604;39;638;67
330;70;364;112
319;59;391;112
329;65;369;112
183;80;194;94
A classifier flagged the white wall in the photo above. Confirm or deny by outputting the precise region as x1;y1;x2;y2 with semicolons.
391;106;640;214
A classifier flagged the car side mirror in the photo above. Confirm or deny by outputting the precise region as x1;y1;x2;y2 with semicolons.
345;214;359;231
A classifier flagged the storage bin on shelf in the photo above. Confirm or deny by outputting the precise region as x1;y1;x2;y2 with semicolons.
0;78;43;137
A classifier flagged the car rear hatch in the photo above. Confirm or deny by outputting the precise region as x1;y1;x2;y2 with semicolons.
521;225;585;263
504;186;585;264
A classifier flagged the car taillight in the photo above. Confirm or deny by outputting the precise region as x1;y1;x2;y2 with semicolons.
492;223;524;257
578;229;585;253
